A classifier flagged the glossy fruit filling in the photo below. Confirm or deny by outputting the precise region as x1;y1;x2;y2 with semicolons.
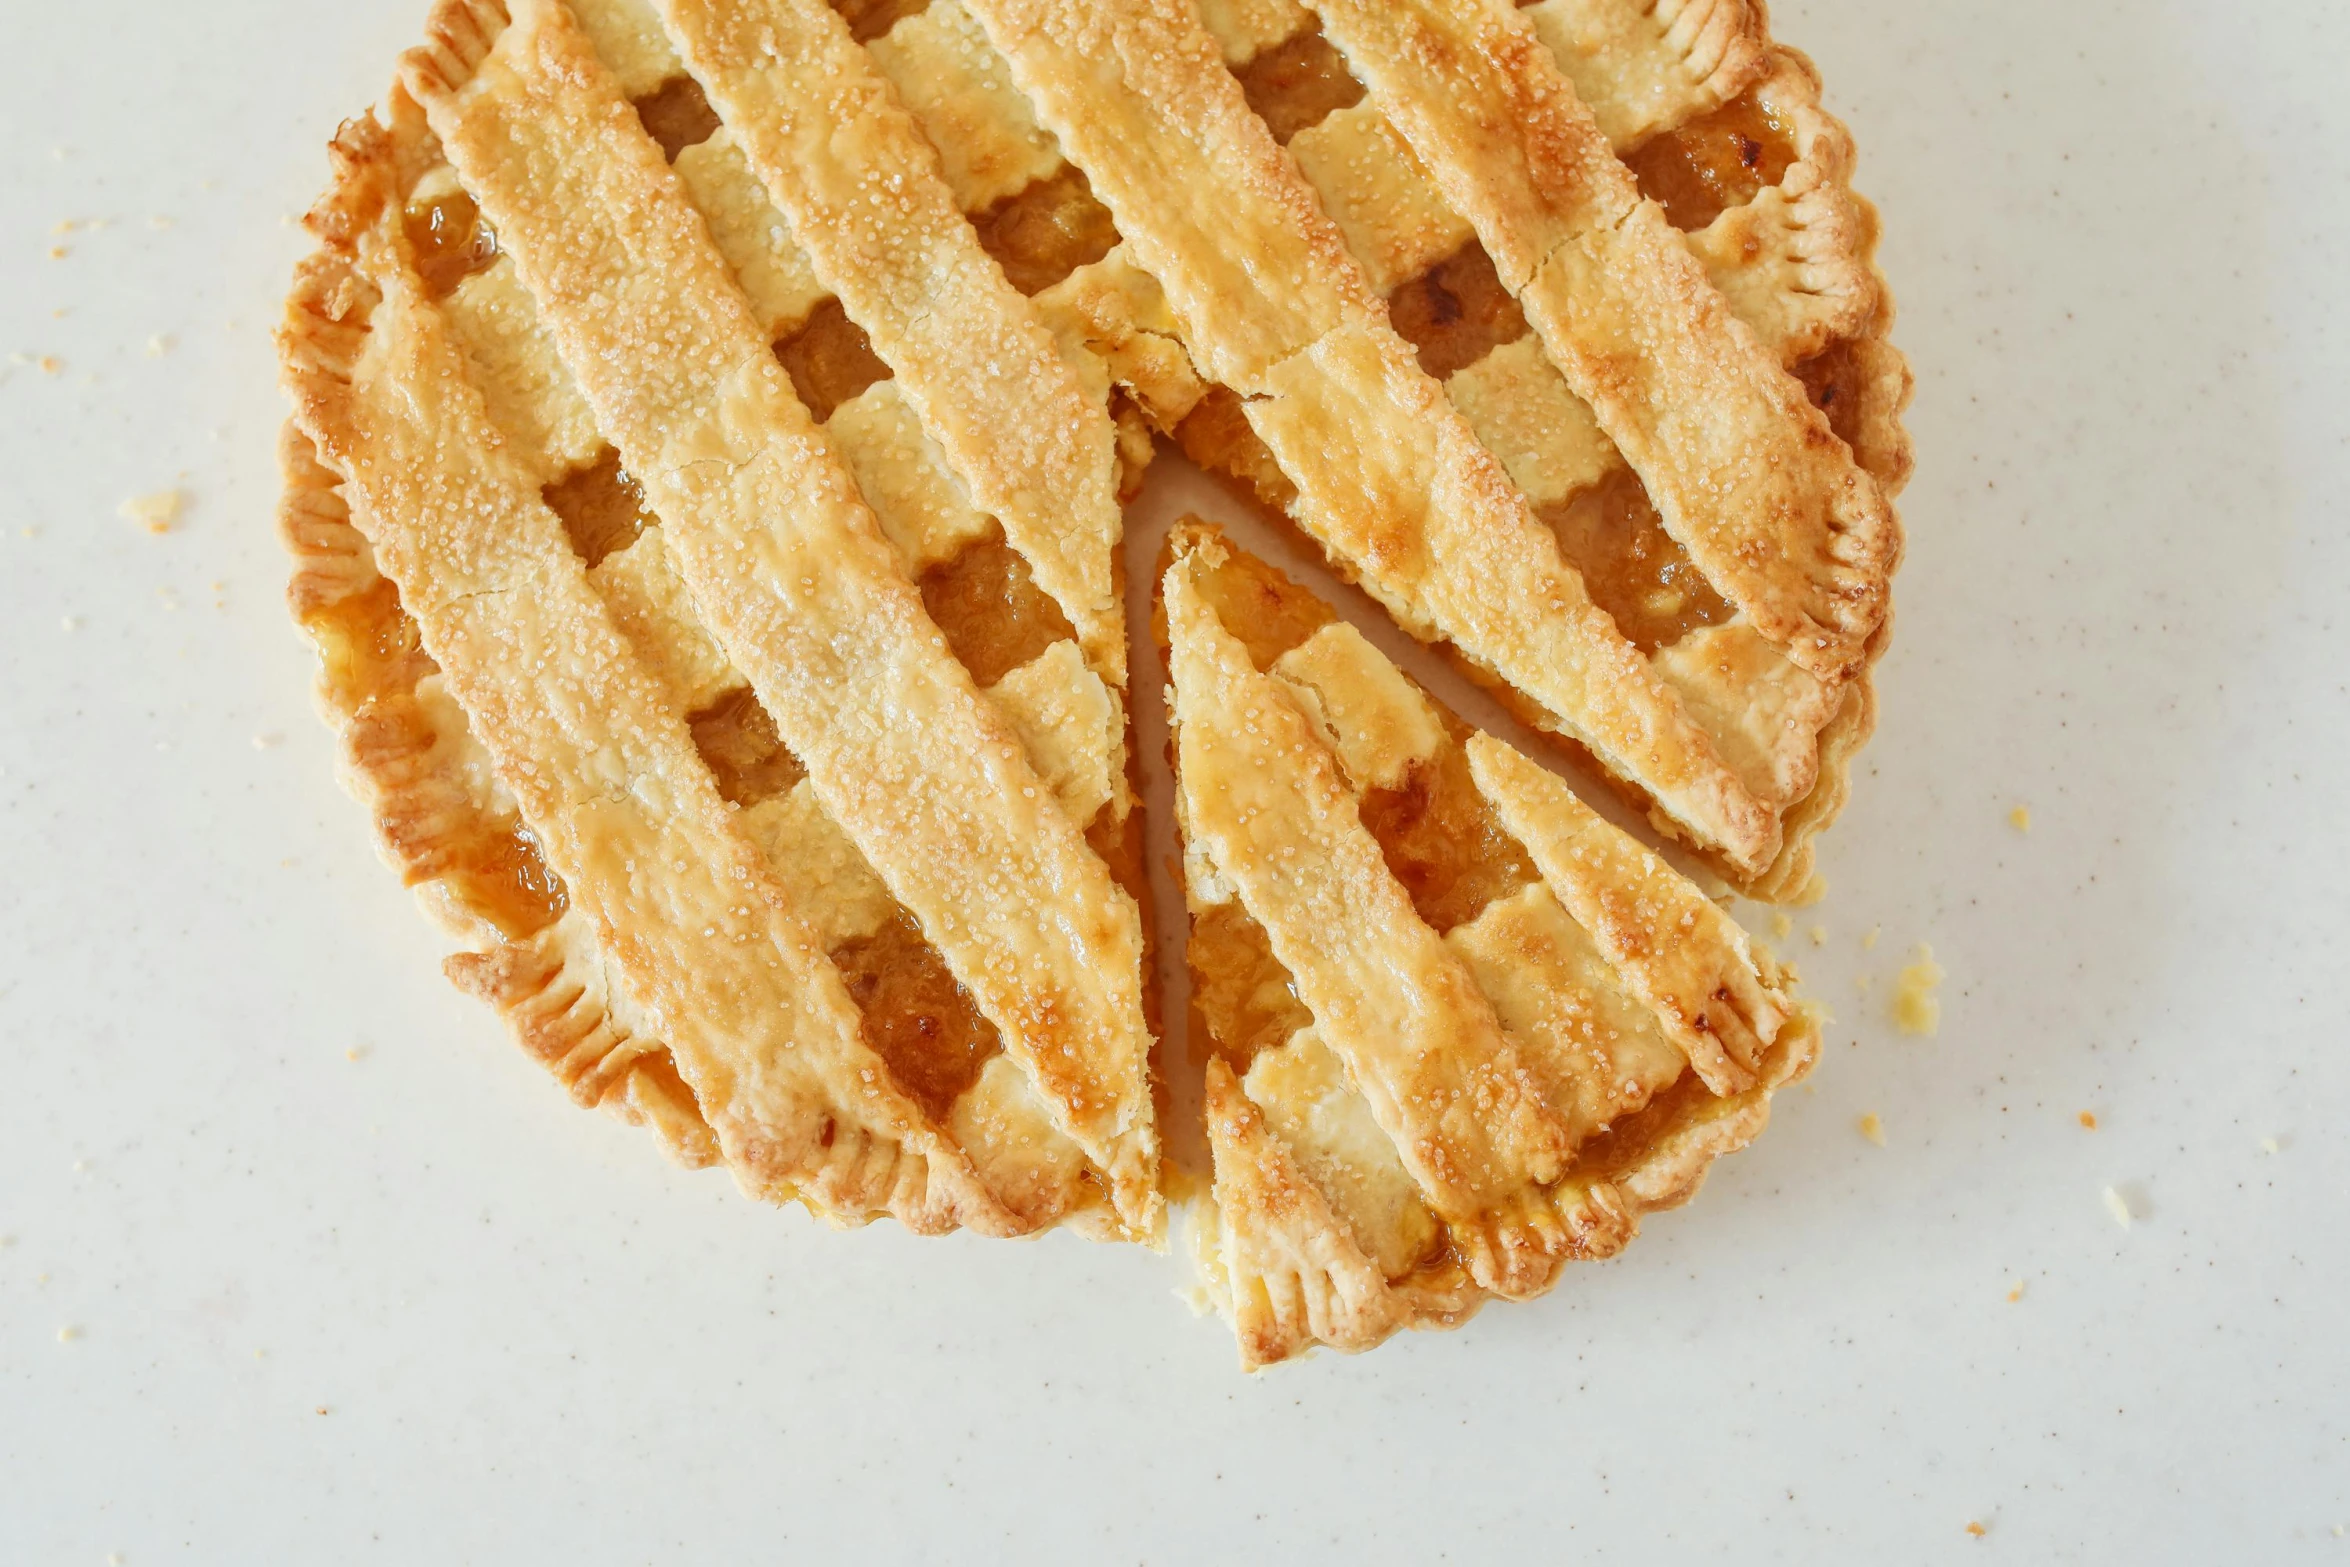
1624;90;1798;231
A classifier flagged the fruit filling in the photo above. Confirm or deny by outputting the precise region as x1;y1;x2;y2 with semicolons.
775;298;895;423
1387;239;1530;380
970;166;1121;296
1539;467;1734;652
832;0;930;44
1233;24;1365;145
1623;90;1798;231
687;686;808;807
633;76;721;160
403;189;498;299
542;446;656;567
300;579;568;939
829;907;1004;1122
918;524;1077;687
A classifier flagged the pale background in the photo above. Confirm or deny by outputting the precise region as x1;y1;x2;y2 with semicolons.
2;1;2344;1559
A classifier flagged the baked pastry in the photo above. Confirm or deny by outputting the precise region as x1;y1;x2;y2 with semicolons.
276;0;1904;1352
281;0;1161;1239
1140;0;1910;897
1164;522;1815;1366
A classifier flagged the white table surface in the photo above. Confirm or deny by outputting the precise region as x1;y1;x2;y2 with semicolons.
3;1;2345;1559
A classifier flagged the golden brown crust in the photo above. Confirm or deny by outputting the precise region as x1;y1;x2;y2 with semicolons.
400;0;1161;1234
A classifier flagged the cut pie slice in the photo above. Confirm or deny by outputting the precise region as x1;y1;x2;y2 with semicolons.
1162;522;1817;1366
279;0;1160;1239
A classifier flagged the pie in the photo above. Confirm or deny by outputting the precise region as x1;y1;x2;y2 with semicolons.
276;0;1906;1361
1165;521;1814;1365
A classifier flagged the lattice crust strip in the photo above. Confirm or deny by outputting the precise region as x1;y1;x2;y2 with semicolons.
1164;523;1814;1367
282;0;1168;1241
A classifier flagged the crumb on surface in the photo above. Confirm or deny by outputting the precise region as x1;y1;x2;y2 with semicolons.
2078;1110;2098;1130
1861;925;1880;951
146;334;172;357
120;488;184;533
1808;925;1826;947
1966;1521;1987;1538
2102;1185;2135;1230
1770;912;1792;939
60;615;81;632
2006;1280;2025;1303
1857;1112;1885;1146
2009;804;2031;831
56;1326;79;1343
1892;944;1943;1036
2260;1136;2282;1155
37;355;61;374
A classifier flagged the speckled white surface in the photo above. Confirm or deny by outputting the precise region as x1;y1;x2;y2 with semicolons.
3;1;2346;1559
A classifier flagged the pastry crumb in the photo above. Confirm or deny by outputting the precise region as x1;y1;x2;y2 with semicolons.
251;733;281;750
2260;1136;2282;1155
2009;804;2031;831
1770;912;1792;939
1861;925;1880;951
120;488;184;533
56;1326;79;1343
47;244;69;260
37;355;62;374
2102;1185;2136;1230
2005;1279;2025;1303
1891;945;1943;1036
345;1045;369;1062
2078;1110;2098;1130
1808;925;1826;947
1857;1112;1885;1146
146;334;172;357
60;615;81;632
1966;1521;1987;1538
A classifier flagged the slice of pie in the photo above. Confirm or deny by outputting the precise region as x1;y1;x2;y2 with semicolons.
1163;521;1816;1366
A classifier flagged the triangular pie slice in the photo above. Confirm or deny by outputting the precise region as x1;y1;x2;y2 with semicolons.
1161;522;1817;1366
279;0;1161;1240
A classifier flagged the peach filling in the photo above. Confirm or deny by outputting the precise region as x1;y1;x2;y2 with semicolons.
1624;91;1798;231
403;189;498;300
633;76;720;161
1539;468;1734;653
301;581;568;939
1234;24;1365;144
970;166;1121;296
830;908;1003;1123
775;298;894;423
832;0;930;44
542;447;656;568
917;524;1077;687
1387;239;1530;381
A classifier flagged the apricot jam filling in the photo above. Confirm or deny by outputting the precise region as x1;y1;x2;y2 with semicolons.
1234;24;1365;145
970;166;1121;296
1539;467;1734;653
543;446;656;568
775;298;895;423
632;76;721;161
917;524;1077;687
1623;91;1798;232
301;581;568;940
687;687;808;808
829;907;1003;1123
403;189;498;300
1387;239;1531;381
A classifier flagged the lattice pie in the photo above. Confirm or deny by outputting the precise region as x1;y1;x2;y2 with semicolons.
278;0;1905;1361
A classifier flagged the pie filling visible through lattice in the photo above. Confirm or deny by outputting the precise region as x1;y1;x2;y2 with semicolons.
278;0;1907;1365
